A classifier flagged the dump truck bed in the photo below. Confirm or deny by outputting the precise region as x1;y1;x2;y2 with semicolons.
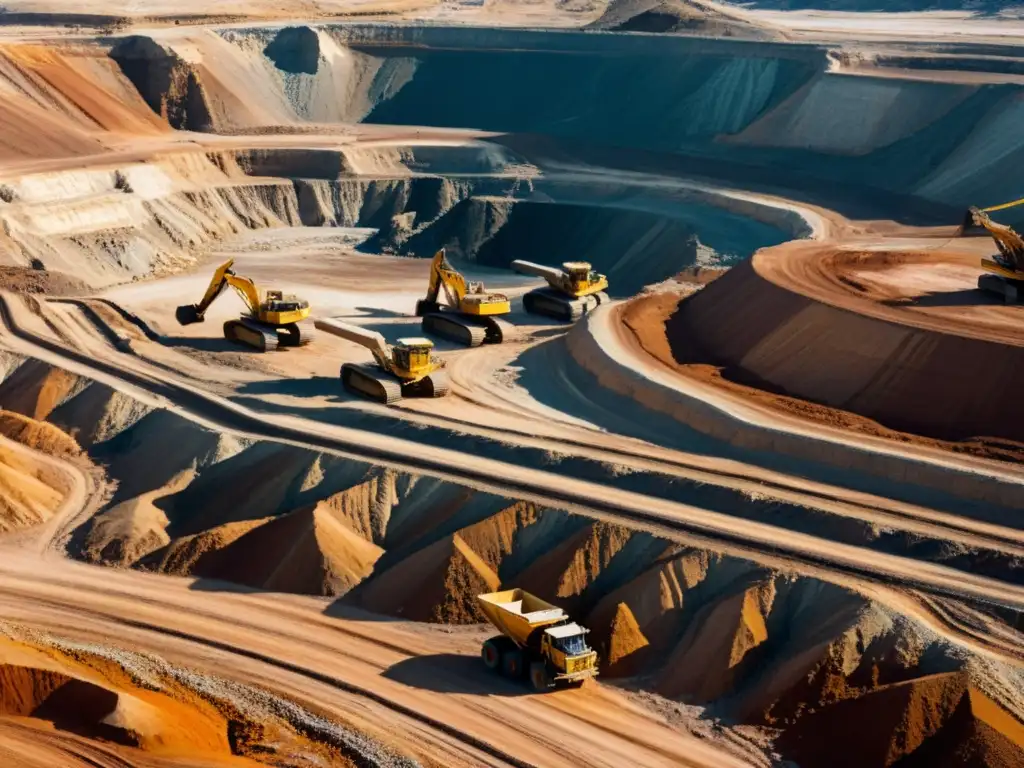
478;589;568;647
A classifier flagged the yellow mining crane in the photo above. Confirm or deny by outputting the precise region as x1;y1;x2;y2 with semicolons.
960;198;1024;303
316;318;449;404
511;259;610;321
175;259;315;351
477;588;598;691
415;249;514;347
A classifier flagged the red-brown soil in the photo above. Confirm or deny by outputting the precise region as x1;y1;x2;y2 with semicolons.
0;267;90;295
623;248;1024;463
777;672;1024;768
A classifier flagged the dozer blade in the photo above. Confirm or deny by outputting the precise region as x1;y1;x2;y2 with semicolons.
175;304;203;326
224;318;278;352
341;363;403;404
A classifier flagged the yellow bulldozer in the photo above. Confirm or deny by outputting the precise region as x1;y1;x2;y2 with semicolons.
477;588;598;691
960;198;1024;303
511;259;610;321
175;259;315;351
415;249;514;347
316;318;449;404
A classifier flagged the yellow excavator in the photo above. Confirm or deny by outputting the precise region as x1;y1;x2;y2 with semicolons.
959;198;1024;303
414;249;514;347
511;259;610;321
176;259;315;351
316;318;449;404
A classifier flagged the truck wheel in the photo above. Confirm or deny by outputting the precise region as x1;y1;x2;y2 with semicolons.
502;649;525;679
529;661;551;692
481;638;503;671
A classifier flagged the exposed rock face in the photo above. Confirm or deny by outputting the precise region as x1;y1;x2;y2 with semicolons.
109;36;212;131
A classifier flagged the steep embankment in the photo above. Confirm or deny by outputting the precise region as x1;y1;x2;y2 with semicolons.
382;196;706;294
589;0;778;37
109;28;415;132
108;24;1022;222
0;43;166;162
2;353;1024;768
655;251;1024;452
0;628;412;767
0;150;309;288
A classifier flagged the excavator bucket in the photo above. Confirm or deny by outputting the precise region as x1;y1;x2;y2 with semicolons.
175;304;204;325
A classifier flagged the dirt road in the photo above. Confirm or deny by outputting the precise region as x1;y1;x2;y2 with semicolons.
0;540;757;768
7;287;1024;646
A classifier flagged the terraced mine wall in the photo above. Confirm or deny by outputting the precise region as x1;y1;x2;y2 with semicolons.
0;144;796;292
111;25;1024;224
3;351;1024;766
670;257;1024;447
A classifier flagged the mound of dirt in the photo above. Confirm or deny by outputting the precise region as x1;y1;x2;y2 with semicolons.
777;672;1024;768
159;502;385;596
0;444;66;533
0;267;90;296
589;0;774;37
627;253;1024;460
0;360;83;421
0;660;230;754
658;582;771;701
356;533;500;622
514;520;633;606
82;471;193;565
601;602;651;677
0;410;81;457
140;517;268;575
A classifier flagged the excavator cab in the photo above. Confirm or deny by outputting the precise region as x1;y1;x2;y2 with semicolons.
262;290;309;314
960;201;1024;303
392;338;436;378
562;262;602;294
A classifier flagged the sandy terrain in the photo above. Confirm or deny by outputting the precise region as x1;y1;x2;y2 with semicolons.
0;3;1022;768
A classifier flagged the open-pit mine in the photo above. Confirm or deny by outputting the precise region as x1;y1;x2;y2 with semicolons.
1;0;1024;766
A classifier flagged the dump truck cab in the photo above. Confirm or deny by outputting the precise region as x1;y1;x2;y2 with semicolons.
540;622;597;680
477;588;599;690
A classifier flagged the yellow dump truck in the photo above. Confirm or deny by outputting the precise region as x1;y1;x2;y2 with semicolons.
477;589;598;690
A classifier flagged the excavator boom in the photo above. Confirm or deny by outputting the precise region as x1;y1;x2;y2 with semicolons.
315;318;392;371
423;249;469;309
416;249;512;347
961;198;1024;303
175;260;314;351
511;259;569;288
316;318;450;404
512;259;610;322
